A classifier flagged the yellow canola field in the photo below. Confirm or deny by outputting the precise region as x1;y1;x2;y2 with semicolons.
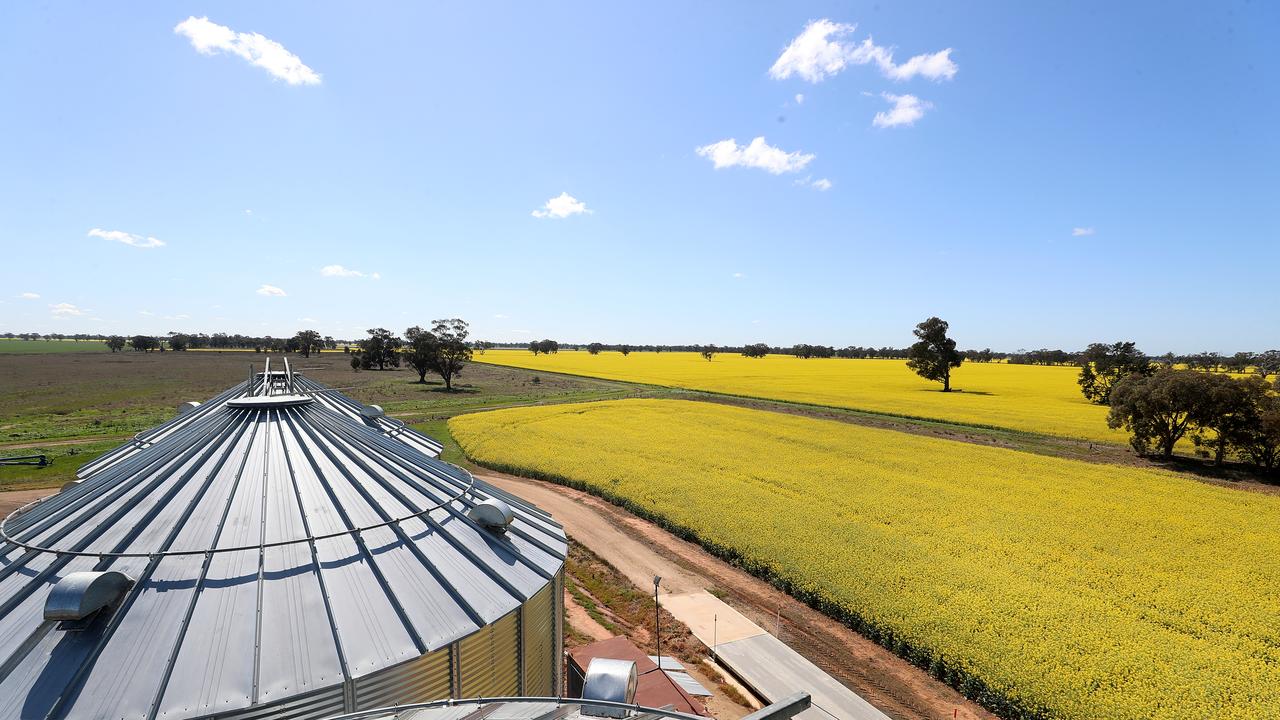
477;350;1122;442
451;399;1280;719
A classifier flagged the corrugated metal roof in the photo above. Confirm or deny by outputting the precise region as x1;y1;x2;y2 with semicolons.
77;370;444;481
0;368;566;720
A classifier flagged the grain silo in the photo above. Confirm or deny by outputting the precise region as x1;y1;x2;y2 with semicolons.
0;360;567;720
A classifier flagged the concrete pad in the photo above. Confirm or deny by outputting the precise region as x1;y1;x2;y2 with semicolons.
661;591;765;646
715;634;890;720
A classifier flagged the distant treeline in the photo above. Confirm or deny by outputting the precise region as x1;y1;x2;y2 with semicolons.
484;339;1279;373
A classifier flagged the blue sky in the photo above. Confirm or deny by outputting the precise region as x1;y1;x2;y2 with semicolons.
1;2;1275;352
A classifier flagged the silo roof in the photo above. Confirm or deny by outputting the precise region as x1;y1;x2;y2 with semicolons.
77;368;444;480
0;368;566;720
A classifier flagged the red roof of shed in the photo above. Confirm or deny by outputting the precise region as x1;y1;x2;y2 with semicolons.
569;637;708;716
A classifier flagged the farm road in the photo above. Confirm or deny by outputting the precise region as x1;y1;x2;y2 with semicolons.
476;471;994;720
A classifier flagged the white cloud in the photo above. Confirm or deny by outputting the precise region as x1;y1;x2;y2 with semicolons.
732;272;746;279
794;93;805;105
696;137;814;174
1072;227;1097;237
770;20;860;83
320;264;380;279
256;284;287;297
769;19;956;83
298;317;317;323
88;228;165;249
18;292;39;299
50;303;83;317
811;178;833;191
880;47;958;82
174;16;321;86
532;192;592;219
139;310;154;316
873;93;931;128
493;313;509;319
164;313;190;320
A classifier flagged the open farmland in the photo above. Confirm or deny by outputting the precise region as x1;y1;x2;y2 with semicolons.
450;399;1280;719
0;339;110;353
476;350;1126;443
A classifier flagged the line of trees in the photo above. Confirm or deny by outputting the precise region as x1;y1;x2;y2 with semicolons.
348;320;477;390
1078;341;1280;472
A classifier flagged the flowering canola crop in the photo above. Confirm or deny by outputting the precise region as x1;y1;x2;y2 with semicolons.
451;399;1280;719
476;350;1122;442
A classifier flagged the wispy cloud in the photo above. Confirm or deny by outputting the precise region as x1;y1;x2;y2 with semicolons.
298;317;317;323
256;284;287;297
696;137;814;174
493;313;509;319
769;20;956;83
139;310;154;316
320;264;381;279
811;178;833;191
794;93;805;105
532;192;592;219
174;16;321;86
164;313;190;321
18;292;39;299
873;93;931;128
88;228;165;249
50;303;84;317
732;272;747;279
1072;227;1097;237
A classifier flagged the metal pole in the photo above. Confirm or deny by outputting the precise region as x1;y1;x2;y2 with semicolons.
653;575;662;666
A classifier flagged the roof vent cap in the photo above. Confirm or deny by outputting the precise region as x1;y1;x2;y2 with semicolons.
468;497;514;533
45;571;133;625
177;401;201;416
581;658;637;717
360;404;385;419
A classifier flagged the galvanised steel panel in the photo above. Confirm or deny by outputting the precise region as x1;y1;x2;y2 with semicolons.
158;548;260;718
521;582;557;696
459;610;520;698
71;554;206;720
256;544;345;703
310;533;419;676
353;646;451;709
204;683;346;720
358;524;480;652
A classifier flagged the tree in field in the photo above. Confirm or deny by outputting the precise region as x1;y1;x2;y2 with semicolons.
105;336;126;352
293;330;322;357
619;345;631;357
129;335;158;353
360;328;401;370
587;342;603;355
1078;341;1153;404
906;317;963;392
742;343;769;359
1107;370;1214;458
700;345;717;362
1256;350;1280;380
1233;390;1280;471
404;319;473;389
1193;374;1262;465
168;334;189;351
533;339;559;355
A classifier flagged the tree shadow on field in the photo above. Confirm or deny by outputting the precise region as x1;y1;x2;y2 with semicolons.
411;380;480;395
913;388;996;396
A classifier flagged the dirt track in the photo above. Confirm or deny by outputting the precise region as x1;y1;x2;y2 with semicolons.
477;472;994;720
